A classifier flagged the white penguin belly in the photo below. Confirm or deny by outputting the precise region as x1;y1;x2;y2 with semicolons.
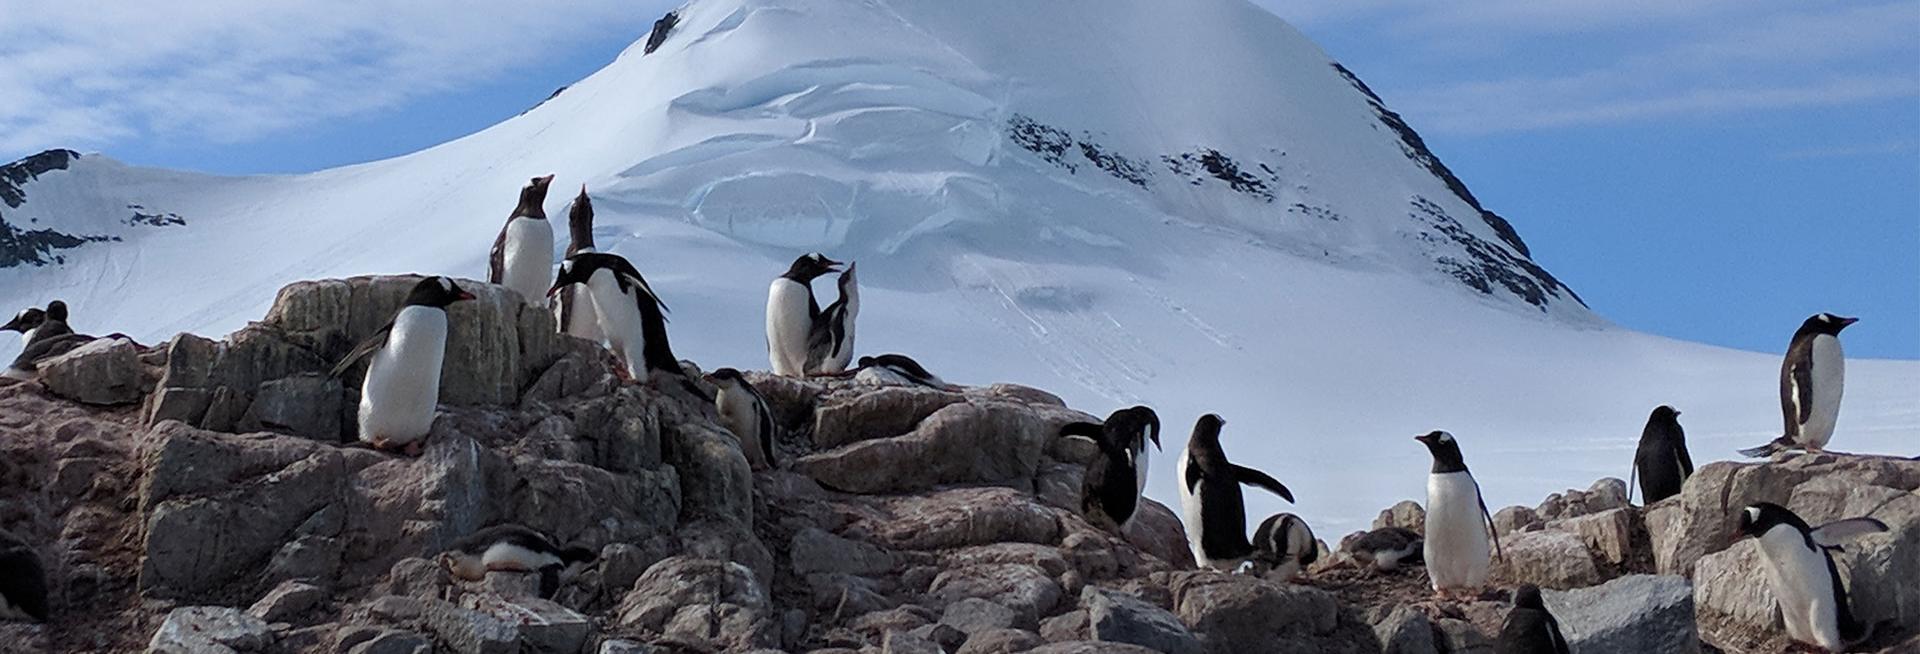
1802;335;1845;449
766;280;812;376
715;388;768;468
501;217;555;303
1757;526;1842;650
553;284;605;343
1424;471;1491;590
1135;446;1151;499
359;307;448;445
584;269;649;378
1176;447;1211;567
482;542;562;572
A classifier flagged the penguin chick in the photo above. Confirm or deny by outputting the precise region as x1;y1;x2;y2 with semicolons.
1340;526;1425;573
1494;584;1570;654
1251;513;1318;582
704;367;779;471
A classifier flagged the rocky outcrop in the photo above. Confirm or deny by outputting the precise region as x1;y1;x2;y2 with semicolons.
1542;574;1698;654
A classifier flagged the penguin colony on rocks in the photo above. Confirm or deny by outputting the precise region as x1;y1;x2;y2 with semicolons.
0;169;1895;653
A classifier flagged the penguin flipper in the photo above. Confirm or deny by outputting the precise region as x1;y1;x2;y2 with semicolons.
1675;439;1696;478
1737;436;1793;458
1790;358;1814;425
1184;461;1203;495
1811;517;1890;546
488;223;509;284
1475;480;1504;561
329;321;394;378
1230;465;1294;503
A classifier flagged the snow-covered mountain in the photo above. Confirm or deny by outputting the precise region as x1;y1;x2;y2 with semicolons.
2;0;1913;534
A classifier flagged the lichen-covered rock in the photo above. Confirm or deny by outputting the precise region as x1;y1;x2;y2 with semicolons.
40;337;144;406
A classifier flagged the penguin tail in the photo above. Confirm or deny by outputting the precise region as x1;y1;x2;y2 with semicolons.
1737;436;1793;458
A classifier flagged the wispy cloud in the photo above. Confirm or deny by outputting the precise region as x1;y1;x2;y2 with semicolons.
1774;140;1918;161
1257;0;1920;135
0;0;659;156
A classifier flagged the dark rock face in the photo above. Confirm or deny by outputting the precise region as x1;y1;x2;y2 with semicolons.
644;11;679;55
0;148;78;209
1;149;190;268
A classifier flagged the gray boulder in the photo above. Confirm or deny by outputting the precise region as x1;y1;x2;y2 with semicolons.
810;385;963;448
239;373;342;441
40;337;144;406
1542;574;1698;654
1084;586;1202;654
1371;605;1436;654
147;606;273;653
1492;529;1601;589
246;580;326;623
1171;571;1340;654
792;527;896;577
1374;501;1425;534
796;400;1080;494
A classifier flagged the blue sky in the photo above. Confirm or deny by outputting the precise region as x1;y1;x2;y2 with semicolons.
2;0;1914;358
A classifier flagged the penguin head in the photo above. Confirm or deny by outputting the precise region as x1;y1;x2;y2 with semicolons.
568;186;596;247
1651;405;1681;420
837;261;858;289
1191;413;1226;444
784;253;843;282
1;306;46;333
405;276;477;308
1113;405;1162;450
1802;313;1859;336
1511;584;1545;610
515;174;557;218
703;367;749;389
856;355;877;368
1415;430;1468;471
44;300;68;323
1737;502;1809;540
560;545;598;565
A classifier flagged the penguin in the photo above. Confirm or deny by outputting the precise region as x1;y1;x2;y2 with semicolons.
1251;513;1318;582
1494;584;1570;654
766;253;841;376
1416;430;1502;598
704;367;778;471
551;185;604;343
1059;406;1162;531
806;262;859;374
439;524;597;600
0;529;48;622
1741;313;1858;457
330;277;475;456
548;252;704;400
488;174;556;304
3;301;95;380
1340;526;1424;573
1631;405;1694;505
1738;502;1888;652
853;354;951;389
1176;414;1295;571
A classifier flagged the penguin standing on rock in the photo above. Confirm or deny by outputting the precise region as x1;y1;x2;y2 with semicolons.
331;277;474;456
853;354;952;389
766;254;841;376
549;252;705;401
1631;405;1693;504
704;368;779;470
1251;513;1318;582
1738;502;1888;652
551;185;604;342
1741;313;1858;457
1060;406;1161;531
440;524;596;600
1177;414;1295;571
1494;584;1569;654
489;174;556;304
0;529;48;622
2;304;53;346
806;262;858;374
1417;430;1502;599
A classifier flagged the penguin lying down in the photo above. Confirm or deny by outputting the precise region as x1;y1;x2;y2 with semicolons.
439;524;596;600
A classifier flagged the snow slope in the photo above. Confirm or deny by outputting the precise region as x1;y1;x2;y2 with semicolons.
1;0;1913;535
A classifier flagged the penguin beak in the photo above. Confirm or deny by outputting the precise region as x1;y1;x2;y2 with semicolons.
1413;434;1432;444
1839;316;1859;327
536;174;556;188
0;315;20;332
456;290;477;301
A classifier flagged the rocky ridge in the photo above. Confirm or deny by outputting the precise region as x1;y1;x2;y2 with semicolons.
0;275;1914;653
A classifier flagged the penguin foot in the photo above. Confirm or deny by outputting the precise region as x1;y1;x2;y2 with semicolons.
403;441;425;457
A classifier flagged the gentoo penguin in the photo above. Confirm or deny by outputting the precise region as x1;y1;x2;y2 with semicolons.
704;368;779;471
1340;526;1424;573
440;524;596;600
1631;405;1694;505
551;185;604;343
853;354;951;389
1416;430;1502;598
1494;584;1570;654
330;277;475;455
1741;313;1858;457
766;253;841;376
806;262;859;374
0;529;48;622
1738;502;1888;652
1059;406;1162;531
3;300;93;380
549;252;696;391
1176;414;1295;571
1251;513;1318;582
488;174;556;304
